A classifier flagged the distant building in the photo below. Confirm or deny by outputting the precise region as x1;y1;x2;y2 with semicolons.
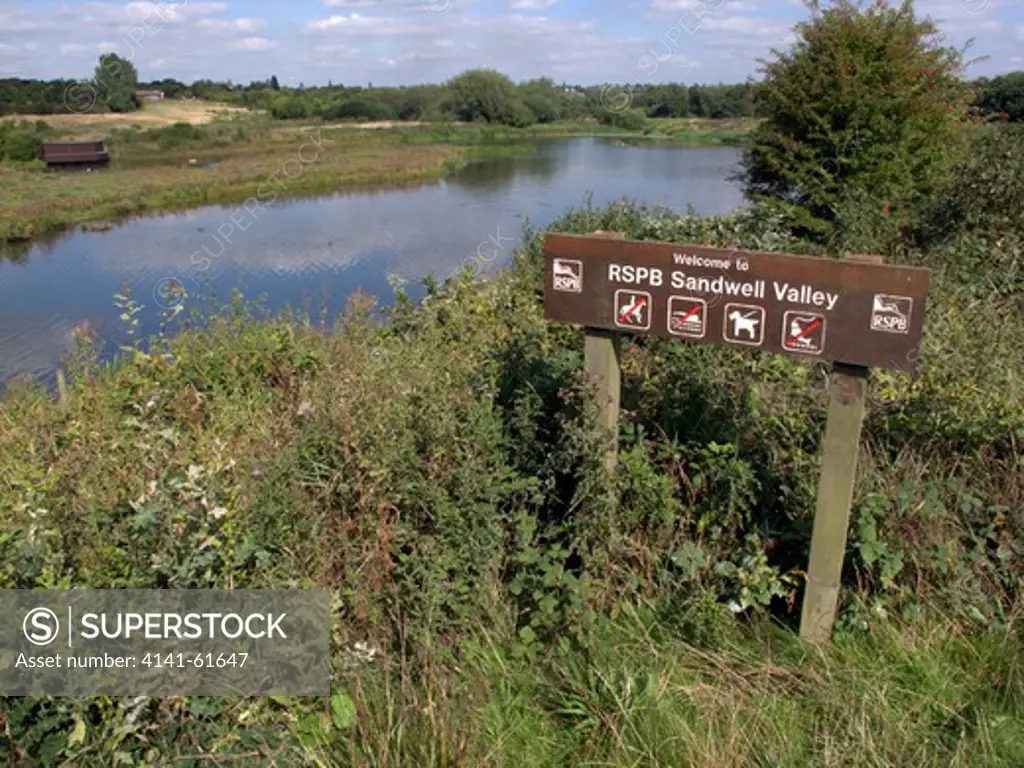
136;90;165;102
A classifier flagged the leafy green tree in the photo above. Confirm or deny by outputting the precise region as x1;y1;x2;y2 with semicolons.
447;69;534;125
94;53;140;113
519;78;563;123
975;72;1024;122
742;0;973;240
647;84;689;118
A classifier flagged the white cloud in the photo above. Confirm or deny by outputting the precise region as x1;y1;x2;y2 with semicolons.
306;13;423;34
198;17;266;33
231;36;275;52
510;0;563;9
0;0;1018;86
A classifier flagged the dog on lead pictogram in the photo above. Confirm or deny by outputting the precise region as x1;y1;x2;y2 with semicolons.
723;303;765;346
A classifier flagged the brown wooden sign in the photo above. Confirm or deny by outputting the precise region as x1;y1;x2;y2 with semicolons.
544;234;931;372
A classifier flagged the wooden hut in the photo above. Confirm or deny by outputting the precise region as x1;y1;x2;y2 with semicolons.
41;141;110;168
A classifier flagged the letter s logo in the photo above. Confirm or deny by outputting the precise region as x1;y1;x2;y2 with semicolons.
23;608;60;646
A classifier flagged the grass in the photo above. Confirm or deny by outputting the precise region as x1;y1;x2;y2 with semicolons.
0;125;468;242
0;99;258;136
645;116;759;145
324;611;1022;767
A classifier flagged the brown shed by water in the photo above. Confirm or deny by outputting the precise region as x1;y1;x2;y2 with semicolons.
41;141;110;168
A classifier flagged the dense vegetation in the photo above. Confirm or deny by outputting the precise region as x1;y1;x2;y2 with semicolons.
1;1;1021;763
3;64;1021;125
0;119;51;162
0;67;761;124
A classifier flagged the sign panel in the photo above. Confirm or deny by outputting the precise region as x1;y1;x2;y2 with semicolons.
543;234;931;372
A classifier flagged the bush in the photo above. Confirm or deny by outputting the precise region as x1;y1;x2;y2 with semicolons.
521;93;561;124
597;109;647;131
742;0;974;242
0;121;45;162
150;121;201;149
923;124;1024;238
322;98;393;122
0;197;1020;762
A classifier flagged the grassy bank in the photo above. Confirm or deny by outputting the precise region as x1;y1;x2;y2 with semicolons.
0;125;467;243
0;115;754;244
0;194;1020;762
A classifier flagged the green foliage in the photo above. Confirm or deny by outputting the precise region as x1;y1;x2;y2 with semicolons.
322;97;391;122
94;52;141;113
519;77;564;123
743;0;973;241
597;109;647;131
446;68;536;126
976;71;1024;122
0;120;47;161
917;124;1024;242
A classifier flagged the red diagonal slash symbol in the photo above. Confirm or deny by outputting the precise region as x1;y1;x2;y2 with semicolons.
618;296;647;324
788;318;822;345
674;303;702;327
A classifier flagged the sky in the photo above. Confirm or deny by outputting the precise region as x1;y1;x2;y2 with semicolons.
0;1;1021;87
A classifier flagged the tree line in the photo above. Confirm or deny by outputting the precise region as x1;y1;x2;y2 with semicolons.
1;59;1021;126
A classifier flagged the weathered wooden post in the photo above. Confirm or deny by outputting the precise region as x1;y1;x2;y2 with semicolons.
799;362;869;642
584;329;621;474
583;232;625;474
799;253;883;643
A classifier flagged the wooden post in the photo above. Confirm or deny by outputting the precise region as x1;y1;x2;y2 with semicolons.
800;363;869;643
800;253;879;643
584;329;621;474
584;231;625;475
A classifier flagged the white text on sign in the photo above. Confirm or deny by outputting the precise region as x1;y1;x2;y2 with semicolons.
607;265;839;311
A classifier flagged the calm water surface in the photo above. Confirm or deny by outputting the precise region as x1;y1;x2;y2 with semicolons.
0;138;744;384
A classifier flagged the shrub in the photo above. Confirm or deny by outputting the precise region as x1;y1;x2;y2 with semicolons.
742;0;974;242
597;109;647;132
0;121;44;162
923;124;1024;238
322;98;392;122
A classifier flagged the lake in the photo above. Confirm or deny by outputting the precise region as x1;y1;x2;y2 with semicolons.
0;138;744;385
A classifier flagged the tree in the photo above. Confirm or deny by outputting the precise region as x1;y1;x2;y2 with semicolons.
94;53;140;113
976;72;1024;122
446;69;534;125
271;75;281;91
741;0;973;240
519;78;563;123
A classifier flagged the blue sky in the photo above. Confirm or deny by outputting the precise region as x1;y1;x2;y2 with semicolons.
1;1;1020;86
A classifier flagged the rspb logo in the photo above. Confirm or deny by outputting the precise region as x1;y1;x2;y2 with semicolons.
870;294;913;335
552;259;583;293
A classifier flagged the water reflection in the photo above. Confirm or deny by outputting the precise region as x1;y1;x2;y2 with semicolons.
449;147;561;190
0;139;745;385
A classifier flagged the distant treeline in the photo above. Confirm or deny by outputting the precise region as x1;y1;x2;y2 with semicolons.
2;69;1022;125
